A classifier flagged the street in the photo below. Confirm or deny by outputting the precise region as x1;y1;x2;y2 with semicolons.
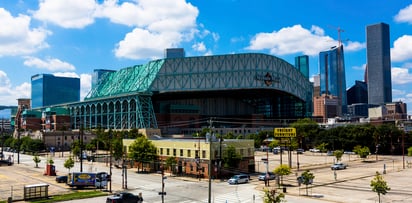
1;150;412;203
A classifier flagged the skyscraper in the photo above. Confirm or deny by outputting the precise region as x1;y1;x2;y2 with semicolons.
295;55;309;79
366;22;392;105
31;74;80;108
319;45;347;116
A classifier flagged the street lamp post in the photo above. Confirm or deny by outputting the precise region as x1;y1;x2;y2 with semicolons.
109;131;113;193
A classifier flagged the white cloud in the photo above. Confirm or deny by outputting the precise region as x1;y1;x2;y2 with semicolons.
394;4;412;24
107;0;200;60
80;73;91;101
246;24;364;56
0;70;30;106
32;0;96;29
0;8;49;56
392;67;412;85
352;64;366;71
344;41;366;52
23;57;75;72
391;35;412;62
192;42;206;52
392;89;406;96
114;28;181;60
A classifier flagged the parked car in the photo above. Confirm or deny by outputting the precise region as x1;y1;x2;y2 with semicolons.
106;192;142;203
309;148;320;153
258;172;276;181
228;174;249;184
331;163;347;170
296;148;304;154
0;159;13;166
55;175;68;183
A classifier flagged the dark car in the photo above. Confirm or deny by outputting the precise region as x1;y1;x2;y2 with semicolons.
56;176;67;183
0;159;13;166
106;192;142;203
55;175;68;183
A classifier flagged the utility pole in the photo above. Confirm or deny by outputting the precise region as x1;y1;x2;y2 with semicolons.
208;117;213;203
79;121;83;172
109;131;112;193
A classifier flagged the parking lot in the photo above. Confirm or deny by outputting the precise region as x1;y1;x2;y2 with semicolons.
1;149;412;202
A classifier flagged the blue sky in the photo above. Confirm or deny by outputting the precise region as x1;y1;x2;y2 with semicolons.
0;0;412;114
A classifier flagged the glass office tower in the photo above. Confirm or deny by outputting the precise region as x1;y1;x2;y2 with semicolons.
31;74;80;108
295;55;309;79
366;22;392;105
319;45;347;115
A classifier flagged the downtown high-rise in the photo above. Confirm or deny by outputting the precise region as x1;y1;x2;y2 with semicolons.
319;45;347;116
31;74;80;108
366;22;392;105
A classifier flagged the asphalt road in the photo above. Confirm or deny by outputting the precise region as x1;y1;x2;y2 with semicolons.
1;150;412;203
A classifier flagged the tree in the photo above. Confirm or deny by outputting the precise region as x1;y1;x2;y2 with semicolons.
353;145;370;159
274;164;291;185
128;136;157;172
300;170;315;196
333;150;344;162
316;142;329;153
408;146;412;156
223;145;241;169
33;155;41;168
64;156;75;173
263;188;285;203
370;171;390;203
165;156;177;175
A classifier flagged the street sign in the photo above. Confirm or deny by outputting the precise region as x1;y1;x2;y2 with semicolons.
158;192;167;195
274;127;296;137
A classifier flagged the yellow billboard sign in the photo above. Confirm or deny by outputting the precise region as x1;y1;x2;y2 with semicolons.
274;127;296;137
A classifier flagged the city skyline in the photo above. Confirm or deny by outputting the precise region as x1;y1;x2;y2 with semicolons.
0;1;412;114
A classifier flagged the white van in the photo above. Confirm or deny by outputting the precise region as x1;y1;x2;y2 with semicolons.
228;174;249;184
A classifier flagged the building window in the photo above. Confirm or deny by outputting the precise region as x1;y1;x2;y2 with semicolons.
190;164;193;171
195;150;199;158
240;149;244;156
187;150;191;157
180;149;183;157
173;148;176;156
160;148;163;155
166;148;170;155
202;150;206;158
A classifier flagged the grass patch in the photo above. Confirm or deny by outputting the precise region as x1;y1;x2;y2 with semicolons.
28;191;108;203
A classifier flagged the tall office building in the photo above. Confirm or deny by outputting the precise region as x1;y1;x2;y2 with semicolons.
319;45;347;116
366;22;392;105
295;55;309;79
31;74;80;108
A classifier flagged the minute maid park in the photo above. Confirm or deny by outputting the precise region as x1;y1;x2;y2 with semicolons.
63;52;312;134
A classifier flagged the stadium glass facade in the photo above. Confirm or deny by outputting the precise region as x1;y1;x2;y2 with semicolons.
366;22;392;105
67;53;313;132
319;45;347;116
31;74;80;109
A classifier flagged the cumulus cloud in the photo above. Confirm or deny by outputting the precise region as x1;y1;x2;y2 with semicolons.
192;42;206;52
391;66;412;85
246;24;364;56
23;57;75;72
394;4;412;24
392;89;406;96
0;8;49;56
391;35;412;62
114;28;181;59
108;0;200;60
352;64;367;71
32;0;96;29
0;70;30;106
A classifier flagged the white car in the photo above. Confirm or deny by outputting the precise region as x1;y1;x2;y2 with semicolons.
331;163;347;170
309;148;320;153
228;174;249;184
